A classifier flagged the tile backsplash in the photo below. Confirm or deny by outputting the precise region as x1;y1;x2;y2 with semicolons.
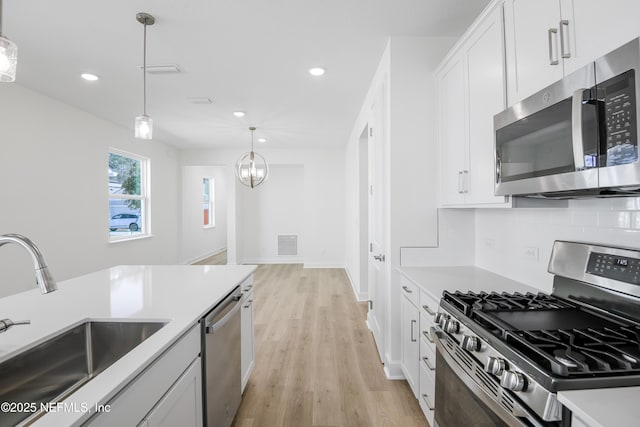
475;197;640;293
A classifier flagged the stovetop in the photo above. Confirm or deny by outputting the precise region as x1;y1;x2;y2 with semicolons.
441;290;640;381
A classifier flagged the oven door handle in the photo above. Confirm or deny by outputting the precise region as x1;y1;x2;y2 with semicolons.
430;327;547;427
571;88;587;171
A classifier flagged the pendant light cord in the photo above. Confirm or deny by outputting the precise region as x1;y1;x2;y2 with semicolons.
0;0;4;36
142;20;147;116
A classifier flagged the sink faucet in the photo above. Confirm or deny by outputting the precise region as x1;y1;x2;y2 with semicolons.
0;234;57;294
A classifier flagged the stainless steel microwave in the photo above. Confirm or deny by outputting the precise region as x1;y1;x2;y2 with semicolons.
494;38;640;198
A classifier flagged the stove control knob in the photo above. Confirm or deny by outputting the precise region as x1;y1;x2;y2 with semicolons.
501;371;527;392
461;335;481;352
443;319;460;334
434;313;446;325
485;357;506;376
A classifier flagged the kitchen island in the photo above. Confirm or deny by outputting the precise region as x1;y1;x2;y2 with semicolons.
0;264;256;426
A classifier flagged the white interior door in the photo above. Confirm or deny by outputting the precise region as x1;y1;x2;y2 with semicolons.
367;83;386;363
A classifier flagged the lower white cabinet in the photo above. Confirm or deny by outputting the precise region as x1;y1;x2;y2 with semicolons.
241;286;255;393
400;288;420;397
140;358;203;427
87;325;202;427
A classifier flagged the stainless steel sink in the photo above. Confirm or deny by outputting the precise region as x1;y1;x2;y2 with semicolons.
0;320;166;426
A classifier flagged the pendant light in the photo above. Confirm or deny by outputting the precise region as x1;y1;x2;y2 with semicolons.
134;13;155;140
235;127;269;188
0;0;17;82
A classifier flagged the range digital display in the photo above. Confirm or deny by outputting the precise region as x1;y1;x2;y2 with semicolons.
586;252;640;285
616;258;629;267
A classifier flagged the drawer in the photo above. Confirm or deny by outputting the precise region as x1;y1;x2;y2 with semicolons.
420;313;436;347
419;290;439;322
419;331;436;372
419;363;436;419
400;276;419;307
240;275;254;293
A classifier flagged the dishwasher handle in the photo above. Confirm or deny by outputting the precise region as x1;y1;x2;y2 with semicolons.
205;294;242;334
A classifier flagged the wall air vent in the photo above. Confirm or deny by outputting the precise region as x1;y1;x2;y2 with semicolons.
278;235;298;256
136;64;183;74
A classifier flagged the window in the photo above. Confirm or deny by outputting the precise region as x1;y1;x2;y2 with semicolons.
203;177;215;228
109;149;150;241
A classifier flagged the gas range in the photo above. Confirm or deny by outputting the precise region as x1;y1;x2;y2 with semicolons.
432;241;640;426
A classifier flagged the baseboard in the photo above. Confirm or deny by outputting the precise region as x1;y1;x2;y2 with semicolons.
384;360;405;380
239;258;303;265
303;262;345;269
345;266;368;301
183;247;226;265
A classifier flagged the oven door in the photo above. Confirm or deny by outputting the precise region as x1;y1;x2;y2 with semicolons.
494;63;599;197
431;328;549;427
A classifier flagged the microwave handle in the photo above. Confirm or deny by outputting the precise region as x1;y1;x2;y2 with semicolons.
571;89;586;171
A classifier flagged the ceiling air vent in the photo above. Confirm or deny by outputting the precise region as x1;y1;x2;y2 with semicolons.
278;235;298;256
136;64;183;74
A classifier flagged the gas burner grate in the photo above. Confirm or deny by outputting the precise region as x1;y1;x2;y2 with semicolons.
442;290;573;316
506;325;640;377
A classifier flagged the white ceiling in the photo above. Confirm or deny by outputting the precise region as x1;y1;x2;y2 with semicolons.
5;0;490;149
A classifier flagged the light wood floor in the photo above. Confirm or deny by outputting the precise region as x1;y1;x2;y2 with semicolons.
230;264;428;427
193;250;227;265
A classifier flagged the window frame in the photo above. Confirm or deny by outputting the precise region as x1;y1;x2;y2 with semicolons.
108;148;151;242
203;176;215;229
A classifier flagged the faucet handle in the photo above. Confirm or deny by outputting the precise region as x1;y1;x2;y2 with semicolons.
0;319;31;333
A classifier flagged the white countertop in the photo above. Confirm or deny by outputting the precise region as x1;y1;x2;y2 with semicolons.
558;387;640;427
399;266;640;427
0;264;256;426
397;265;540;300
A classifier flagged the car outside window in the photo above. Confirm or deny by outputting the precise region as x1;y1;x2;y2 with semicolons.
109;149;150;241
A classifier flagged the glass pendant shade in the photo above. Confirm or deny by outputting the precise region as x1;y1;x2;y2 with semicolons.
135;114;153;140
235;151;269;188
0;35;17;82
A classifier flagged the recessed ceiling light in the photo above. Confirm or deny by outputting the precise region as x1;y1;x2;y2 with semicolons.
309;67;326;76
257;138;267;143
233;111;245;117
81;73;99;81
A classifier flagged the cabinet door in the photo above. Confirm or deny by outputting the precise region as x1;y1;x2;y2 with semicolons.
465;6;508;205
400;294;419;397
144;358;203;427
563;0;640;74
504;0;564;104
437;53;466;205
241;292;255;392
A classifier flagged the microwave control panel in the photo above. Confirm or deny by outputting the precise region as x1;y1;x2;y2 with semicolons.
587;251;640;285
603;69;638;166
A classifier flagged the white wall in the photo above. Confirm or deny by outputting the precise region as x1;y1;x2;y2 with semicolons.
180;165;228;264
475;198;640;293
237;165;304;264
0;84;181;297
181;148;344;267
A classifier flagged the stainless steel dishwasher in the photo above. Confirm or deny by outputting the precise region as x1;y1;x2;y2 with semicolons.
201;285;242;427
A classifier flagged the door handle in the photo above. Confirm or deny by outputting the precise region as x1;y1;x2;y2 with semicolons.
560;20;571;59
571;89;587;171
373;254;385;262
548;28;559;65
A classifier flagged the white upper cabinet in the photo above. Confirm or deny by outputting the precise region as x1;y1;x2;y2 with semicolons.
438;54;466;206
504;0;564;105
437;2;510;207
505;0;640;105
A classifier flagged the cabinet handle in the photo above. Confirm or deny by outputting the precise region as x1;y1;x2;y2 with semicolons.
402;285;413;294
463;170;469;194
559;20;571;59
422;305;435;316
422;356;435;371
458;171;463;194
422;330;434;344
411;320;417;342
244;300;253;308
548;28;559;65
422;394;435;411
